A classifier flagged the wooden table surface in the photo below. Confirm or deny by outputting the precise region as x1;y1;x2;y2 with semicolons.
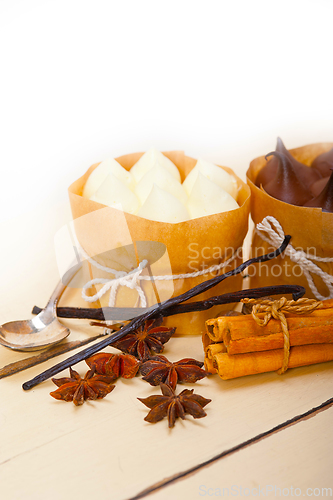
0;200;332;500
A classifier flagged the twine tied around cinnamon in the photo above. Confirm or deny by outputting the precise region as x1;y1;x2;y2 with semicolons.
241;297;323;374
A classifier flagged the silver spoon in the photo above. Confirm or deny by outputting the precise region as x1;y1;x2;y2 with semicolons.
0;261;80;351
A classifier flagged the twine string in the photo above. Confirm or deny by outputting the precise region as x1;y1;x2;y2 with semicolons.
241;297;322;374
256;216;333;301
81;259;149;308
79;243;238;309
79;213;333;310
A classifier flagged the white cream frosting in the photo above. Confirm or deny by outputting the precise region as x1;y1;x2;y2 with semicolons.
187;173;239;219
84;152;240;221
90;172;140;214
137;184;190;223
135;163;187;205
183;158;238;199
130;148;181;183
83;158;134;198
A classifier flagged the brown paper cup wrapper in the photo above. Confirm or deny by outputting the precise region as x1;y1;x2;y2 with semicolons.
68;151;251;335
247;143;333;299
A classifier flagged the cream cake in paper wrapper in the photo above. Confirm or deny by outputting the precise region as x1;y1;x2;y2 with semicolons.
68;150;251;335
247;143;333;301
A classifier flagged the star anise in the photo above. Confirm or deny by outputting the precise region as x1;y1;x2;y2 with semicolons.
85;352;140;379
50;367;115;406
112;318;176;360
138;383;211;428
140;355;208;389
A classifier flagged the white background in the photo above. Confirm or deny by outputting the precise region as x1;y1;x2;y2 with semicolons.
0;0;332;282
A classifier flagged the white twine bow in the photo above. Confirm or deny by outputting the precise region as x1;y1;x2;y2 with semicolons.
79;243;238;310
82;258;149;308
256;216;333;301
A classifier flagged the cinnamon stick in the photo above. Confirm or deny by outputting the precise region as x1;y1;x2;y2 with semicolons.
207;344;333;380
204;342;225;374
0;333;110;380
206;314;333;355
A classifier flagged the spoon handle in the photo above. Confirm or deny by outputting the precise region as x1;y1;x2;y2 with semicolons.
43;260;81;316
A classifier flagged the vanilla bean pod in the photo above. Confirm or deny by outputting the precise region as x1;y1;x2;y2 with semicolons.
22;236;291;390
31;305;147;320
32;284;305;321
156;284;304;316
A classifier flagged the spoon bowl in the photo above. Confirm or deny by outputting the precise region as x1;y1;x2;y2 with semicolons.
0;318;70;352
0;261;80;351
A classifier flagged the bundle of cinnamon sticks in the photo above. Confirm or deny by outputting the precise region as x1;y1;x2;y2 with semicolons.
203;298;333;380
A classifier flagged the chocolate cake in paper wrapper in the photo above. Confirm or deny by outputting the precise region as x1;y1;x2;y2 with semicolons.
68;151;250;335
247;143;333;301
